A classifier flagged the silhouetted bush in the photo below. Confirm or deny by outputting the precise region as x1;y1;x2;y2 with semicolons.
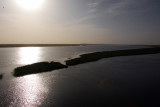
0;74;2;79
14;61;68;77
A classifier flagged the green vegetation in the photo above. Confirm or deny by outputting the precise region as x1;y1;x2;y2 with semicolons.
66;47;160;66
13;61;67;77
0;74;3;79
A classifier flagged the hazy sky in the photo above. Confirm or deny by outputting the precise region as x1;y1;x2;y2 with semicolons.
0;0;160;44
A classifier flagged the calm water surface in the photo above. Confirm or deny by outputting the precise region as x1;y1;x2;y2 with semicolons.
0;45;160;106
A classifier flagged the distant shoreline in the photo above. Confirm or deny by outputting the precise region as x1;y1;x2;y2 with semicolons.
0;44;159;48
0;44;87;48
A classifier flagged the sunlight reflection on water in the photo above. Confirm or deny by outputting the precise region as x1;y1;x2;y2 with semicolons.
18;47;41;65
12;75;49;106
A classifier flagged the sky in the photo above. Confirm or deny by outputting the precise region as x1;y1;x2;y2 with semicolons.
0;0;160;44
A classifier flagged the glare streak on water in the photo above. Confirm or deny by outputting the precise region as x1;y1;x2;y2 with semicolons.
9;75;49;107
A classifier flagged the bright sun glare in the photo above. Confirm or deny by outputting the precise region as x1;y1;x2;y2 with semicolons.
19;47;41;64
16;0;44;10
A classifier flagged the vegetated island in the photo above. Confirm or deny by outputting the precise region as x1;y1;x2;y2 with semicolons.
13;62;67;77
65;47;160;66
13;47;160;77
0;74;3;80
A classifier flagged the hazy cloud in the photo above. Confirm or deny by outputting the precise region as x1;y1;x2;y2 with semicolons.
0;0;160;44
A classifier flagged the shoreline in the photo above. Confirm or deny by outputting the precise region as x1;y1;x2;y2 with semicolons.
0;44;87;48
0;44;159;48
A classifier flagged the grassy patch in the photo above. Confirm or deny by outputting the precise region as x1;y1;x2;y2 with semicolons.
65;47;160;66
13;61;68;77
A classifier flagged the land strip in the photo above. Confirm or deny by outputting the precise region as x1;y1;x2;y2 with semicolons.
13;47;160;77
65;47;160;66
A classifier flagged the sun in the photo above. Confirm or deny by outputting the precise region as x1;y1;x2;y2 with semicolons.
16;0;44;11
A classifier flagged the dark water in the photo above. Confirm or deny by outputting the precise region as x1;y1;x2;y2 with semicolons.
0;45;160;106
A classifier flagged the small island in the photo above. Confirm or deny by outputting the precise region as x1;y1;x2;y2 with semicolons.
0;74;3;79
13;61;68;77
